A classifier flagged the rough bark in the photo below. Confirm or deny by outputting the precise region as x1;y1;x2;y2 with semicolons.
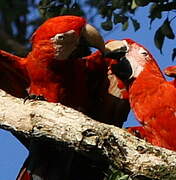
0;89;176;180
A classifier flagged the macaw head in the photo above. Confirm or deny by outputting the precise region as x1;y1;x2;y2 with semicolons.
31;15;105;60
105;39;157;80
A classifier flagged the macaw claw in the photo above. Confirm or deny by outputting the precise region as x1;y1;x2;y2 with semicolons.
24;94;46;103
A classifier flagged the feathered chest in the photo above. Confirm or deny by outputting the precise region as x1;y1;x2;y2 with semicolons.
129;68;176;125
27;58;87;84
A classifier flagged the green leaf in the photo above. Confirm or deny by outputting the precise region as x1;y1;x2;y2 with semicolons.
122;20;129;31
99;6;108;17
161;18;175;39
130;17;140;31
154;18;175;53
135;0;150;6
86;0;101;7
131;0;138;9
149;4;162;26
70;3;85;16
101;20;113;31
119;175;129;180
99;5;113;18
109;171;121;180
59;7;69;15
154;27;165;53
172;48;176;61
112;0;124;9
59;0;71;5
113;14;128;25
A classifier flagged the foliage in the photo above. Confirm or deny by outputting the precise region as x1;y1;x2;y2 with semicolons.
93;0;176;54
38;0;85;18
104;165;154;180
104;165;132;180
0;0;41;55
0;0;175;57
38;0;176;57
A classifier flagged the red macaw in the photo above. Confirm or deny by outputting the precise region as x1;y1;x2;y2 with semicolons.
0;15;105;180
0;15;105;104
105;38;176;152
0;16;130;180
0;31;130;126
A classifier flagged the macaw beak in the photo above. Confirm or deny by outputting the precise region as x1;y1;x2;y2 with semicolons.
104;40;128;59
110;57;133;80
104;40;132;80
82;24;105;54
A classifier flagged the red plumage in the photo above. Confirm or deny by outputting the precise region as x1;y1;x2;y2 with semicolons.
14;49;130;179
0;15;103;180
31;16;86;44
0;16;130;180
164;65;176;87
119;39;176;151
84;49;130;126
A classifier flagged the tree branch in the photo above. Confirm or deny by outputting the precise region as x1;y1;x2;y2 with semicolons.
0;90;176;179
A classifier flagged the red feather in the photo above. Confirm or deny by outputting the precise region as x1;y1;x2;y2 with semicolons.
0;47;130;180
164;65;176;87
0;16;130;180
31;15;86;44
125;39;176;151
0;50;29;98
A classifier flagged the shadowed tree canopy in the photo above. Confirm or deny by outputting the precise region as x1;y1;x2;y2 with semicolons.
0;0;176;58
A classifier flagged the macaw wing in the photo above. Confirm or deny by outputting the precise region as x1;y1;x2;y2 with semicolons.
99;71;130;127
164;65;176;78
0;50;31;148
84;52;130;127
0;50;29;98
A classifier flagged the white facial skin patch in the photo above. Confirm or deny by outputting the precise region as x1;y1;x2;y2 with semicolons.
125;42;149;78
51;30;80;60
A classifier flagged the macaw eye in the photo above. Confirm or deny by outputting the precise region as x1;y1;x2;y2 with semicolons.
56;34;64;41
141;51;148;56
51;33;65;43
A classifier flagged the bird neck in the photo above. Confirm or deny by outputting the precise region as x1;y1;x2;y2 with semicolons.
29;40;56;64
128;60;165;123
130;59;165;91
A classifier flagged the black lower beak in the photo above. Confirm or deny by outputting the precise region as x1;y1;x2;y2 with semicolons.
111;57;132;80
104;49;132;80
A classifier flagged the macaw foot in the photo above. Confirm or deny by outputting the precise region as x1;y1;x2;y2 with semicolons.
24;94;46;103
127;126;147;139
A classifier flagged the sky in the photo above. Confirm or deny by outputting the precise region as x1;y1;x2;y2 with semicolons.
0;3;176;180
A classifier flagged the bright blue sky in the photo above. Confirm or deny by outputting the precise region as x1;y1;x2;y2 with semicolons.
0;3;176;180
